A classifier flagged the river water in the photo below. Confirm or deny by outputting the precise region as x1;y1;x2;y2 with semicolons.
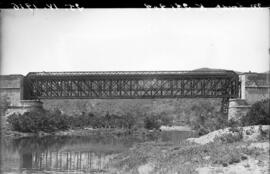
1;131;193;174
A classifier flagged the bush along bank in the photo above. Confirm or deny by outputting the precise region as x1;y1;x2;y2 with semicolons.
6;109;173;134
240;98;270;126
187;98;270;136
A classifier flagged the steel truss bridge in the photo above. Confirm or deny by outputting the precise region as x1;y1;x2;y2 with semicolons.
23;71;240;113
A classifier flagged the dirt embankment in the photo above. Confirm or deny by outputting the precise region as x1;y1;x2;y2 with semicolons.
189;125;270;174
187;125;270;145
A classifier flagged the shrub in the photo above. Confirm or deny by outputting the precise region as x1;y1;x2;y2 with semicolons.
83;113;137;129
159;113;173;126
47;109;70;131
6;109;70;133
123;114;136;129
186;100;230;135
69;112;96;128
240;98;270;126
144;115;162;130
189;110;228;136
143;113;174;130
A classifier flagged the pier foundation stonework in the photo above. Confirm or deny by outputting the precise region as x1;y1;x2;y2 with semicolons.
5;100;43;116
228;99;251;122
1;100;43;129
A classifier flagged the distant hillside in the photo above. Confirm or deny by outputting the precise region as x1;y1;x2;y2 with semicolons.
192;68;242;74
192;68;227;71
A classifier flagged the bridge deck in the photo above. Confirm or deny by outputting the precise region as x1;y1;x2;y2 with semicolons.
26;70;237;77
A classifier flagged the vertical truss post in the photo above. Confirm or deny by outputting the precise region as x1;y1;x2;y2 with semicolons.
221;97;229;114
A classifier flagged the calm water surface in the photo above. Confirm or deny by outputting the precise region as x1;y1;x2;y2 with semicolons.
2;131;192;174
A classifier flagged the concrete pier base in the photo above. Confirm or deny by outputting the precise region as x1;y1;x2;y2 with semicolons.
228;99;251;123
5;100;43;116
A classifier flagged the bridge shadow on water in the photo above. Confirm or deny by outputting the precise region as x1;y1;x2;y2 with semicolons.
2;131;193;174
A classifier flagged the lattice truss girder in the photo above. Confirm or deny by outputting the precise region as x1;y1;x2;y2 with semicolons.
27;77;239;99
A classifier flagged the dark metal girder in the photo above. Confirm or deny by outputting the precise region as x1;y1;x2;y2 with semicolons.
23;71;240;100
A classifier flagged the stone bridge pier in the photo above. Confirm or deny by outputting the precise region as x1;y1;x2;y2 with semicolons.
228;99;251;123
228;72;270;123
0;75;43;117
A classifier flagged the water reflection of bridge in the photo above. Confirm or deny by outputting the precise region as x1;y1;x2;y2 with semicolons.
24;151;114;172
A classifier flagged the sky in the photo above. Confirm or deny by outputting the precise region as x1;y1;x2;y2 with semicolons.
1;8;269;75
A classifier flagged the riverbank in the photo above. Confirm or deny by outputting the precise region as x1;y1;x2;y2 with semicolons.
1;127;144;139
108;125;270;174
2;125;192;141
2;123;193;139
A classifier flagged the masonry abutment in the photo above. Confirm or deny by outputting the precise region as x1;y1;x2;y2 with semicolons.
228;98;251;123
